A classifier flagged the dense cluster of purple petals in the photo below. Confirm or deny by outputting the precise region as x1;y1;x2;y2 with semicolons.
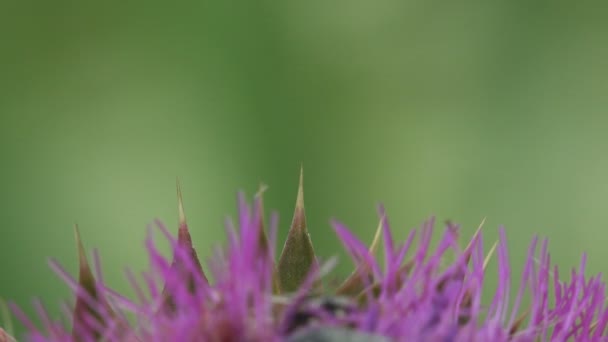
4;187;608;342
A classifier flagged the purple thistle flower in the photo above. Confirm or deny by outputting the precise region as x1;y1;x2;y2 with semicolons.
3;170;608;341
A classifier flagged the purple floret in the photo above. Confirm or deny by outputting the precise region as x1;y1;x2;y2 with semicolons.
7;192;608;341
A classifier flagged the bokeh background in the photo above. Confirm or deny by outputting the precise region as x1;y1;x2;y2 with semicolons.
1;0;608;337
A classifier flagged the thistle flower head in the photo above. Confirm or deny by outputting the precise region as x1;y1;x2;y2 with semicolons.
4;171;608;341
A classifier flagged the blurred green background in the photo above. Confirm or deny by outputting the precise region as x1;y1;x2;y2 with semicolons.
1;0;608;337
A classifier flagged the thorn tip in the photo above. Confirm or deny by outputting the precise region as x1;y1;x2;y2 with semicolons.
368;218;383;254
73;224;88;267
177;178;186;227
296;166;304;210
256;183;268;198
